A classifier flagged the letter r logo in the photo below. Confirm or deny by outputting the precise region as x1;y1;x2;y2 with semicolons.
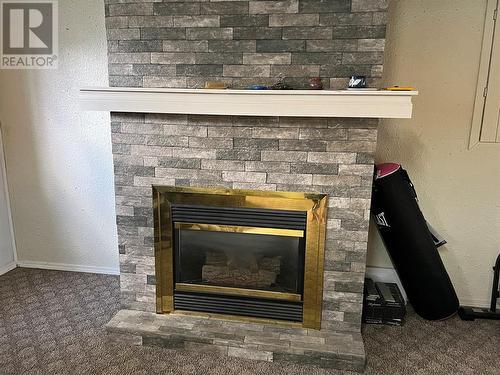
2;1;54;54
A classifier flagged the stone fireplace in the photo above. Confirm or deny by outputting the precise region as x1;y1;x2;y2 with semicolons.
105;111;381;371
80;0;415;372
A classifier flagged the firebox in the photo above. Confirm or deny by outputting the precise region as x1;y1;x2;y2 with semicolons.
153;187;328;329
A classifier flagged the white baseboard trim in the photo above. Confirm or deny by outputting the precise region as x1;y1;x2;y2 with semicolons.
459;298;496;309
17;260;120;275
10;262;495;308
365;266;408;302
0;261;16;276
365;266;494;308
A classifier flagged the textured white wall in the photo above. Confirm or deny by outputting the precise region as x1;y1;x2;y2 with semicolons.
0;0;119;273
367;0;500;307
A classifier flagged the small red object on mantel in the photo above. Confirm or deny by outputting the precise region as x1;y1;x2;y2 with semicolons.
308;77;323;90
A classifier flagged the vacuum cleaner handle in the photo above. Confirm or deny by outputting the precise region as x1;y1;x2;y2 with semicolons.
458;252;500;321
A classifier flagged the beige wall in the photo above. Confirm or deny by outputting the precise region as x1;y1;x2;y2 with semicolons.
0;0;119;273
367;0;500;307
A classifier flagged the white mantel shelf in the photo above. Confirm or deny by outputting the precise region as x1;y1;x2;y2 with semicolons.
79;87;418;118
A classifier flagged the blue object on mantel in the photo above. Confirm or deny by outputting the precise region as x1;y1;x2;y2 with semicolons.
247;85;268;90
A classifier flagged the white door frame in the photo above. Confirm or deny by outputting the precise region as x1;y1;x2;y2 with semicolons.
0;122;17;275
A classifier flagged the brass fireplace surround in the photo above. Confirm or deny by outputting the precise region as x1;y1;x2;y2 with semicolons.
153;186;328;329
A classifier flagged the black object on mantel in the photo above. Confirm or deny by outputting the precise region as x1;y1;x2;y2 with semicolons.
458;253;500;321
371;163;459;320
348;75;366;88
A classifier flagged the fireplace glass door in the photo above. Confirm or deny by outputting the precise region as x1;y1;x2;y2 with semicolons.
174;224;305;296
170;203;308;321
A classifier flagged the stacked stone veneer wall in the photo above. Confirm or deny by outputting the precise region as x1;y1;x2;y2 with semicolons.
104;0;387;89
112;113;378;333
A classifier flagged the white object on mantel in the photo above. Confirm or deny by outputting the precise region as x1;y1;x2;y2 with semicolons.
79;87;418;119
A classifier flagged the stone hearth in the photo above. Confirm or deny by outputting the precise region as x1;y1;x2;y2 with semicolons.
107;309;365;371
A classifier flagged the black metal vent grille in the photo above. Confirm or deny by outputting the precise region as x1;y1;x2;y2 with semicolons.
174;291;303;322
171;204;307;230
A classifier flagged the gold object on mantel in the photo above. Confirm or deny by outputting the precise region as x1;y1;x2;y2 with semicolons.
203;81;228;89
153;186;328;329
384;85;417;91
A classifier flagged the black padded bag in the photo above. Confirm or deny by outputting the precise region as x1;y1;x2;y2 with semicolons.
372;165;459;320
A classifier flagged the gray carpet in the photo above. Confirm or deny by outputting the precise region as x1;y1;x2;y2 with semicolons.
0;268;498;375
